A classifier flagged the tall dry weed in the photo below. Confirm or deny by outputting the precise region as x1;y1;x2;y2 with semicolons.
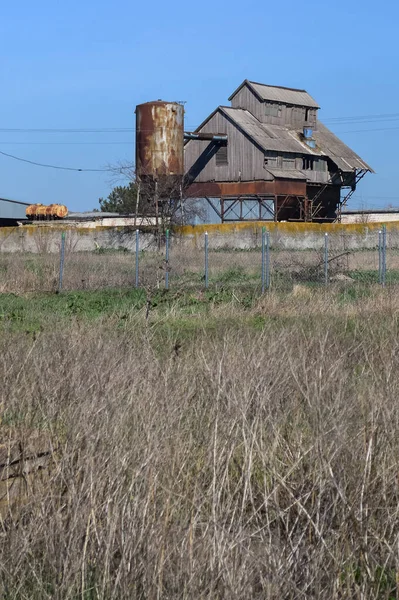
0;307;399;598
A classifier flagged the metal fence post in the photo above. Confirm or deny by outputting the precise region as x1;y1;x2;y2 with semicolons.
266;230;270;290
204;231;209;289
324;233;329;286
378;230;382;284
165;229;170;290
135;229;139;288
382;224;387;287
58;231;66;293
261;227;266;294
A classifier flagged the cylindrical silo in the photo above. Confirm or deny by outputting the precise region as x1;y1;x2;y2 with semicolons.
135;101;184;181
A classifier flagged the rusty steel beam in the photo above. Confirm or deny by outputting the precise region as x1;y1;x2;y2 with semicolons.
187;180;307;198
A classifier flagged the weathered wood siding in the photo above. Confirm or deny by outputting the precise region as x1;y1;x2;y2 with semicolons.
231;86;265;121
184;110;270;182
184;102;330;185
231;84;317;128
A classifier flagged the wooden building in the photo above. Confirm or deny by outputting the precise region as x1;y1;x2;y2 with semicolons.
184;80;373;222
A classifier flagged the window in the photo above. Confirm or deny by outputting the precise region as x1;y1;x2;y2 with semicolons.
264;153;278;167
302;157;314;170
305;108;310;122
215;144;228;166
313;158;326;172
265;103;282;117
282;156;296;169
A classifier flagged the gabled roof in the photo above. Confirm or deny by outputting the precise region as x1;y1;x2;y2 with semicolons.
228;79;320;109
187;102;373;174
218;107;373;173
220;107;322;155
312;122;373;172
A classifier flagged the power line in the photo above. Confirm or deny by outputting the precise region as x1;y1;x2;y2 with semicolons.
0;128;135;133
0;150;112;172
0;141;133;145
0;126;199;133
334;125;399;134
323;112;399;123
1;112;399;133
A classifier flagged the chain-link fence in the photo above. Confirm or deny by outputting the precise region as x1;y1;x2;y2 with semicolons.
0;226;396;294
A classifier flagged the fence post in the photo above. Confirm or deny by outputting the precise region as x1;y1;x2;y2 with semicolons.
324;233;329;286
266;230;270;290
58;231;66;293
204;231;209;289
135;229;139;288
261;227;266;294
378;230;382;284
165;229;170;290
382;224;387;287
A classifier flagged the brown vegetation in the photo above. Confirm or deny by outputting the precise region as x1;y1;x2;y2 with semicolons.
1;289;399;597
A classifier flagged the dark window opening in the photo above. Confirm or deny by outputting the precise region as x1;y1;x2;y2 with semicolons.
302;157;314;170
305;108;309;122
216;144;228;166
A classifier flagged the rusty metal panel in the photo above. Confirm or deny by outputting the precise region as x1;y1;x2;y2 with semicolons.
136;101;184;179
186;180;307;198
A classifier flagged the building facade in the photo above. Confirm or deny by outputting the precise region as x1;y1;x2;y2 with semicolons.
184;80;372;223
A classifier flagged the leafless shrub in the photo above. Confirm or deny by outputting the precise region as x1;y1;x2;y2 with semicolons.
0;293;399;598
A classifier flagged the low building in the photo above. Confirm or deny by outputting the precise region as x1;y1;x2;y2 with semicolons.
0;197;29;226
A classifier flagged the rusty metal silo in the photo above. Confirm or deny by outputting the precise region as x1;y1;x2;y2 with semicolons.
135;101;184;183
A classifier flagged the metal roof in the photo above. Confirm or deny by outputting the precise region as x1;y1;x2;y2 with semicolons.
221;107;322;155
220;107;372;173
228;80;320;108
312;122;373;172
0;197;29;220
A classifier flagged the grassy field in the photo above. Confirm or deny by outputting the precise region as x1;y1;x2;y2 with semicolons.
1;285;399;598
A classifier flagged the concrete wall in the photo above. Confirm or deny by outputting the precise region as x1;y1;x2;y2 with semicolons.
176;222;392;251
1;221;398;253
0;225;157;253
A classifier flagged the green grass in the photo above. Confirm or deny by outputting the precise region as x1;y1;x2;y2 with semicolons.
1;284;397;345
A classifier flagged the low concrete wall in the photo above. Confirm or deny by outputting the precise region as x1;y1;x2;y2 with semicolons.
175;222;399;251
0;221;398;253
0;225;157;253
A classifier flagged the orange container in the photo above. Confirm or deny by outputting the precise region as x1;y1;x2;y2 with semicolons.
26;204;68;219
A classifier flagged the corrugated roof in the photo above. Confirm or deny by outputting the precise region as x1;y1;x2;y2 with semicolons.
266;168;307;180
220;107;372;173
229;80;320;108
221;107;322;155
312;122;374;172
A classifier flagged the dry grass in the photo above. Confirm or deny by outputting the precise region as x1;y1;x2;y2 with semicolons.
0;288;399;598
0;243;392;294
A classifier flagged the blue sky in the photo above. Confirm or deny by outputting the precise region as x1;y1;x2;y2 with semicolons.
1;0;398;211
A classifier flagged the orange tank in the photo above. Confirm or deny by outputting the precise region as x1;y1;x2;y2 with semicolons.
26;204;68;220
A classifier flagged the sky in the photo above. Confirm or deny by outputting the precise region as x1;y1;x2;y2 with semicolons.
1;0;399;212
